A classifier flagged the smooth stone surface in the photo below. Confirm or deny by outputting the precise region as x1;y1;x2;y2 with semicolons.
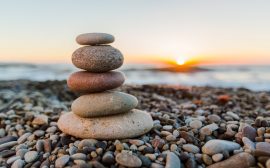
165;152;181;168
202;140;240;155
71;91;138;118
212;153;223;162
207;152;255;168
0;136;17;145
11;159;25;168
72;45;123;72
67;71;125;93
76;33;114;45
58;109;153;139
116;152;142;167
182;144;200;153
189;120;202;129
242;137;255;151
24;151;38;163
242;125;257;141
256;142;270;151
55;155;70;168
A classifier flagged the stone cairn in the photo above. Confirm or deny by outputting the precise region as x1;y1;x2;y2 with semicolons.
57;33;153;139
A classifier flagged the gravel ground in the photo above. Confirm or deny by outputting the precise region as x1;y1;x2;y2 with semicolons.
0;80;270;168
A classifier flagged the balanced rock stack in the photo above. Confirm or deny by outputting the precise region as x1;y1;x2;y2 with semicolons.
57;33;153;139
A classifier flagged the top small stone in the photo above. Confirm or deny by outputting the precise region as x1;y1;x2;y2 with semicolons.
76;33;115;45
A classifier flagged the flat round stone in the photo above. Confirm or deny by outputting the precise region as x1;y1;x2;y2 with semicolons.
72;45;123;72
76;33;114;45
67;71;125;93
57;110;153;139
71;91;138;118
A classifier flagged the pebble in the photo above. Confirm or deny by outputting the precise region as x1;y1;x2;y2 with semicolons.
68;71;125;94
72;45;123;72
58;110;153;139
7;156;21;164
16;149;28;159
102;151;115;165
139;155;152;167
202;140;240;155
266;159;270;168
165;152;181;168
212;153;223;162
226;111;239;120
32;114;48;125
24;151;39;163
202;154;212;165
207;152;255;168
242;125;257;141
0;136;17;145
0;140;18;149
71;153;87;160
78;139;98;149
189;120;202;129
0;150;15;158
71;91;138;117
200;123;219;135
182;144;200;153
18;133;32;144
256;142;270;151
116;152;142;167
76;32;115;45
242;137;255;151
33;130;45;137
145;153;156;161
129;139;144;146
55;155;70;168
11;159;25;168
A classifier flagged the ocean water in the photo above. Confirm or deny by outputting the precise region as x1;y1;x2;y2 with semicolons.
0;63;269;91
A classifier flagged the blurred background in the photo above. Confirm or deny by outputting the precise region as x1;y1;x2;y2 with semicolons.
0;0;270;90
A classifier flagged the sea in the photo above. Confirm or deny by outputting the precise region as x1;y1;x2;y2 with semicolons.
0;63;269;91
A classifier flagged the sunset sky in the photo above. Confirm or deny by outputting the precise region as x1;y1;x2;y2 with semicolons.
0;0;270;65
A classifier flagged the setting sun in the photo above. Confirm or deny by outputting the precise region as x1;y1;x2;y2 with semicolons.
176;57;186;66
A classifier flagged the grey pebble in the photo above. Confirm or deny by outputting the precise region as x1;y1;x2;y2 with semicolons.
17;133;32;144
11;159;25;168
24;151;39;163
55;155;70;168
71;153;87;160
165;152;181;168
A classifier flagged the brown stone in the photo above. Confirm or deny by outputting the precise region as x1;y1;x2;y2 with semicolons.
67;71;125;93
207;152;255;168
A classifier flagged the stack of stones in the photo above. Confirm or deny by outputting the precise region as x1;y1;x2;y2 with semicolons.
57;33;153;139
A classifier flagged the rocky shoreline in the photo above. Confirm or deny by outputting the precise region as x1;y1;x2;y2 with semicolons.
0;80;270;168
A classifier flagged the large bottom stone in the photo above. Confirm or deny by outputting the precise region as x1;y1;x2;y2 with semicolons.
57;109;153;139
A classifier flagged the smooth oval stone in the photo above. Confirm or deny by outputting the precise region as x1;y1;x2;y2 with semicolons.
67;71;125;93
165;152;181;168
72;46;123;72
76;33;114;45
57;109;153;139
116;153;142;167
202;140;240;155
207;152;255;168
71;91;138;118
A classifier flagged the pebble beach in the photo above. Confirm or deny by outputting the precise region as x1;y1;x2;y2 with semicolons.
0;80;270;167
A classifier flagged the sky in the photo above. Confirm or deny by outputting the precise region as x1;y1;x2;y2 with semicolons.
0;0;270;65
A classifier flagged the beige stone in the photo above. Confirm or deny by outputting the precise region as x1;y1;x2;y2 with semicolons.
71;91;138;118
57;109;153;139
